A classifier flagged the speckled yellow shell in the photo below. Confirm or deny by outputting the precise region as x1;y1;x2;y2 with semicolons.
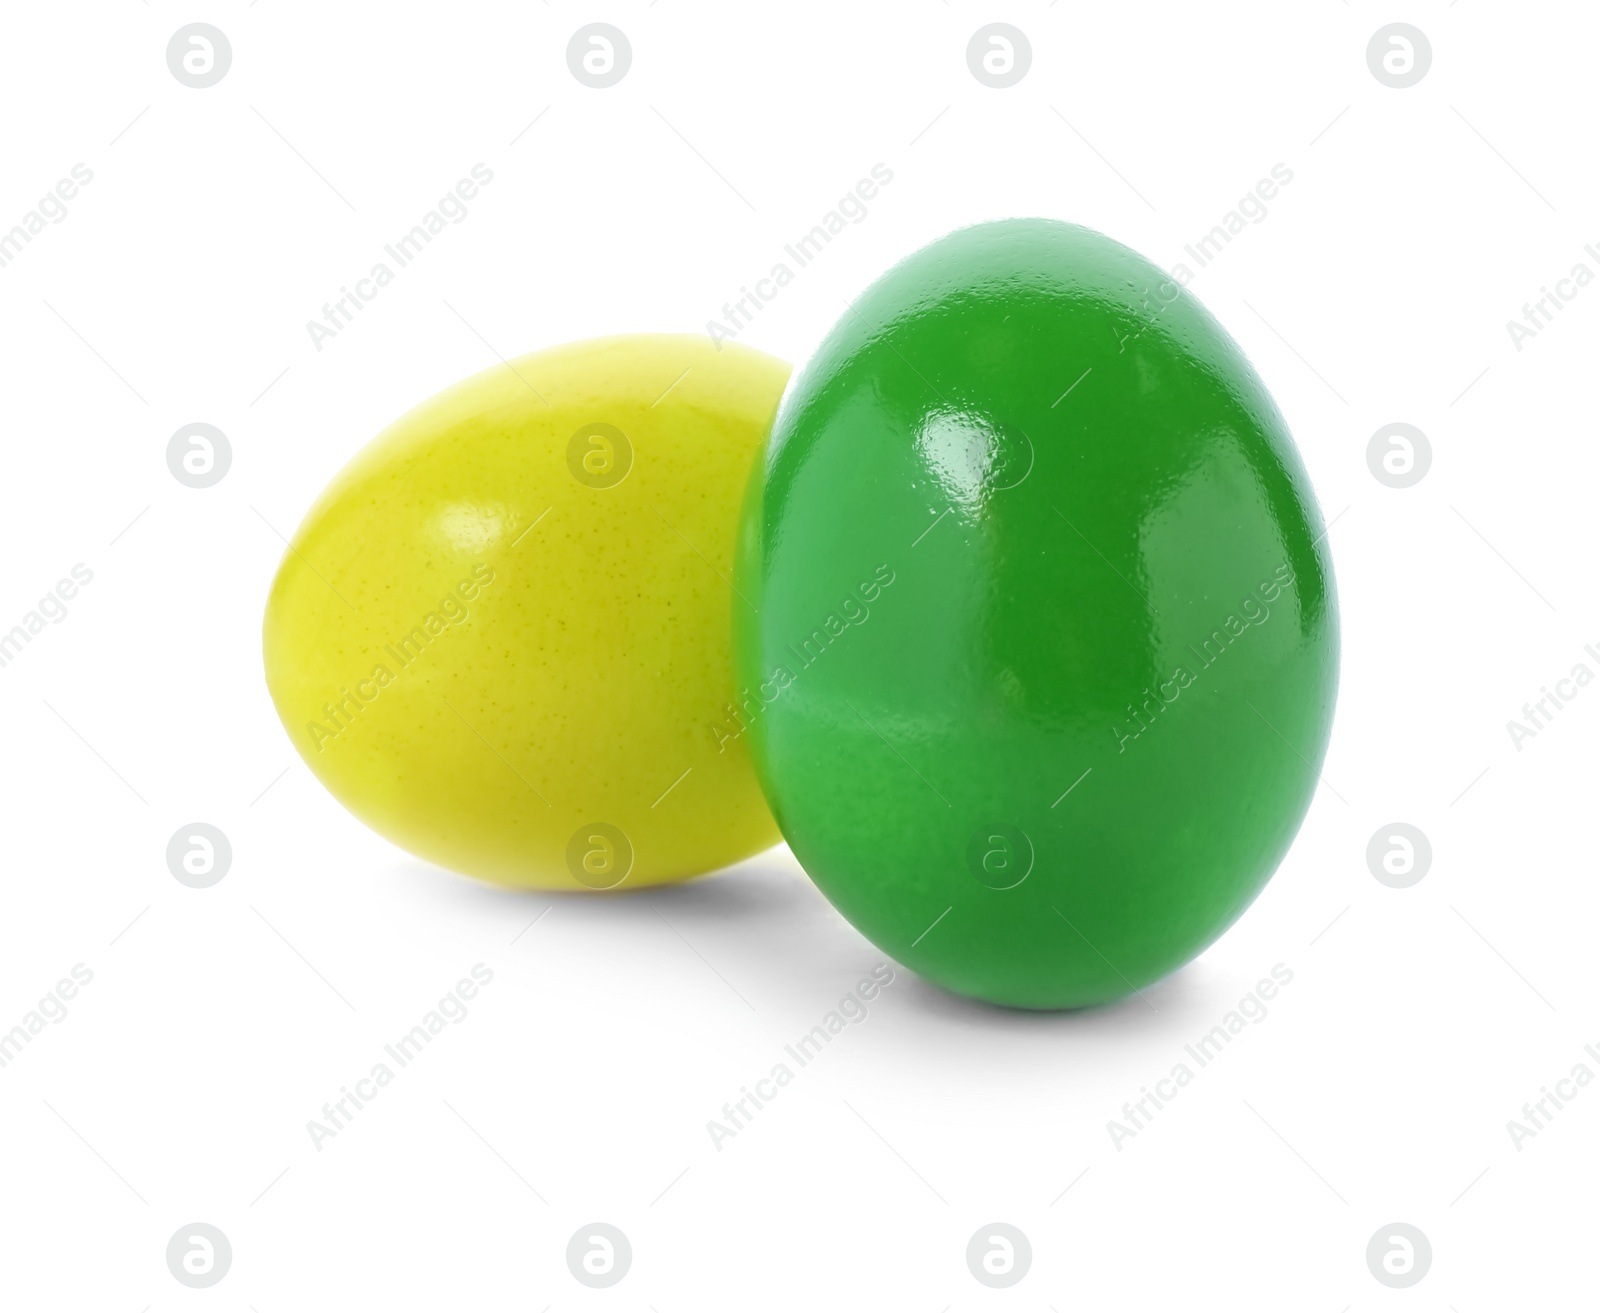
262;335;790;890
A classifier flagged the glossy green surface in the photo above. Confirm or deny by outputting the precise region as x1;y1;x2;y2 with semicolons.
735;219;1338;1009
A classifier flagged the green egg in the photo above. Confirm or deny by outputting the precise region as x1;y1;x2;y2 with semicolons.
734;219;1339;1009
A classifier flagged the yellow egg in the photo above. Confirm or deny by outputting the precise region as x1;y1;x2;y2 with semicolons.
262;335;790;890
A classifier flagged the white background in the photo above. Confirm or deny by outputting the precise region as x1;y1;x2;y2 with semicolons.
1;2;1596;1308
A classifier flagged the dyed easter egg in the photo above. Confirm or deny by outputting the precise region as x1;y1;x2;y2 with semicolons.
735;220;1338;1008
264;335;789;890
